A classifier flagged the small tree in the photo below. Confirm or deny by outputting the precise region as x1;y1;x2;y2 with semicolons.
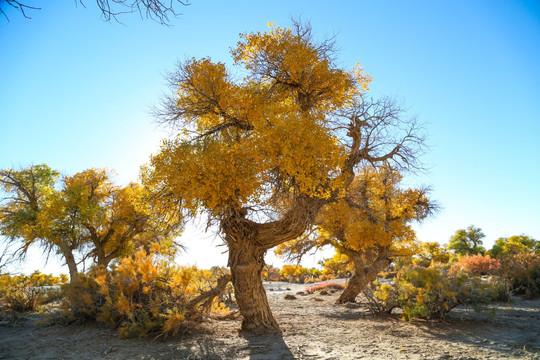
0;165;82;279
0;165;182;282
448;225;486;256
144;21;424;333
319;252;352;278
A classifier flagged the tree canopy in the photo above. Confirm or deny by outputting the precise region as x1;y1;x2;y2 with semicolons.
448;225;486;256
144;20;425;331
490;235;538;259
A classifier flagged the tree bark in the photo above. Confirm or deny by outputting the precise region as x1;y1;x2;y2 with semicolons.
336;248;391;304
228;240;280;333
221;199;324;333
62;249;79;283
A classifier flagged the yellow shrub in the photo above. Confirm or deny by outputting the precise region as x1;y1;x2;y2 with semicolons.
62;247;231;338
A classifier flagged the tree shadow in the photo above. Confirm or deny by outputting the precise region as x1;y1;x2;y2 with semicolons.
161;329;297;359
239;332;297;360
167;338;242;359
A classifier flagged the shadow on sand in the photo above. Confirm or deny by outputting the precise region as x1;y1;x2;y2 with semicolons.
239;332;297;360
165;331;296;359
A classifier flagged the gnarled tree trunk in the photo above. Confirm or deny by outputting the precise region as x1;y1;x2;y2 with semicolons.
228;240;280;333
336;247;391;304
222;199;323;333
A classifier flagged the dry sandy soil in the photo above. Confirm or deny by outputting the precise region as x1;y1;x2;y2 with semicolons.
1;280;539;360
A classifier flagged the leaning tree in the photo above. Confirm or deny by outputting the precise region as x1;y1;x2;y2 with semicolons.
144;21;424;333
277;165;435;304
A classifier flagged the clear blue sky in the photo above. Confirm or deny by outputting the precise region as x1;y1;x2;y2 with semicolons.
1;0;539;274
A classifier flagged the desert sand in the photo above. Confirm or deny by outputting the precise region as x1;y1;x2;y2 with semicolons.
1;280;539;359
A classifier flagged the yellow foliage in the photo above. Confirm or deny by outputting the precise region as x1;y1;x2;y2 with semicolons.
210;299;230;315
320;252;352;277
142;21;375;218
162;308;185;336
277;166;432;281
0;271;68;313
320;166;429;255
61;248;232;338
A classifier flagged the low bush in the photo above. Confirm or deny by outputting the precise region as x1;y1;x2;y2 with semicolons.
501;252;540;298
62;246;231;338
449;254;501;276
367;263;501;320
363;280;398;314
305;282;346;294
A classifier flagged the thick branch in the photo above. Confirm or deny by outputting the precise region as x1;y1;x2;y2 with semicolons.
183;274;232;318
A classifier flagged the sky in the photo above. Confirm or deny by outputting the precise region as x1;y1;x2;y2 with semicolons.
1;0;539;275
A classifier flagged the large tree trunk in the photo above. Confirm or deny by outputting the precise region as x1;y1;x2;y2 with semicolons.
228;240;280;333
221;199;324;333
336;248;391;304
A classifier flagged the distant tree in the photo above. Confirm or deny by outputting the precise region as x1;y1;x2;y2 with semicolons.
448;225;485;256
318;252;352;278
1;0;189;24
261;264;280;281
490;235;538;259
413;241;450;267
0;165;79;277
0;165;183;282
144;21;425;333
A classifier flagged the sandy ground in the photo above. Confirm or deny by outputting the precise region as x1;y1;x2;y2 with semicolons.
1;280;539;360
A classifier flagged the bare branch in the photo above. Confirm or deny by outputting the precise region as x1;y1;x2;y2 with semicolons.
0;0;40;22
1;0;189;24
340;96;427;181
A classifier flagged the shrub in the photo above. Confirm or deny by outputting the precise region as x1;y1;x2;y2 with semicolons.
449;254;501;276
397;264;459;320
501;252;540;298
369;263;500;320
305;282;345;294
0;271;67;313
261;265;281;281
363;280;399;314
62;246;231;338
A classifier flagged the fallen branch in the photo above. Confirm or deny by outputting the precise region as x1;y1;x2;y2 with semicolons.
183;274;232;319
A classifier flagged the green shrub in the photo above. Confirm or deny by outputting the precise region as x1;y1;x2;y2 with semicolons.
369;263;500;320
